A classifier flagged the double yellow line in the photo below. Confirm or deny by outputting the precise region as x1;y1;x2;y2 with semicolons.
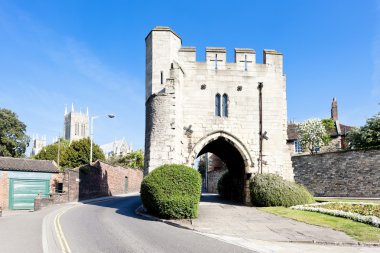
54;208;73;253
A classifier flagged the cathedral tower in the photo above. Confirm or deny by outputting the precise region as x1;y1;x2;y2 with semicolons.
64;104;89;141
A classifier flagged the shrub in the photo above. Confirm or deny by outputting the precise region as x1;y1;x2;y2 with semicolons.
250;173;314;207
140;164;202;219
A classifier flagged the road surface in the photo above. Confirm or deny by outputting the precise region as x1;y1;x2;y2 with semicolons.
0;195;254;253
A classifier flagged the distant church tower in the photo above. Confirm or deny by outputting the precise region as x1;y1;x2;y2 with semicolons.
64;104;89;141
30;134;47;156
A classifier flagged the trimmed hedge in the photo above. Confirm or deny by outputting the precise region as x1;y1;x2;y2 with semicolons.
250;173;314;207
140;164;202;219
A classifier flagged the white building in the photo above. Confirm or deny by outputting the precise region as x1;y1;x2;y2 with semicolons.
101;138;132;159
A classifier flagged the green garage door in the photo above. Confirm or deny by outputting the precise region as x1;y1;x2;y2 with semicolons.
9;179;50;210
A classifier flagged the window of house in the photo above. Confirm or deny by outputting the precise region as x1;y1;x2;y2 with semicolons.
56;183;63;193
294;140;303;153
222;94;228;117
215;94;221;116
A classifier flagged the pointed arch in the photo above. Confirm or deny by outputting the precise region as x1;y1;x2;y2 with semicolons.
187;131;254;173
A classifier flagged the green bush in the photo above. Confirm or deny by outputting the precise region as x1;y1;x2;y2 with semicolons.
140;164;202;219
217;171;233;199
250;173;314;207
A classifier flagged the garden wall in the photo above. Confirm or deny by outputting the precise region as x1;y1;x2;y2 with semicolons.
292;149;380;197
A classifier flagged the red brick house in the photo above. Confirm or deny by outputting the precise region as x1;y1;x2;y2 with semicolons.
287;98;352;155
0;157;60;210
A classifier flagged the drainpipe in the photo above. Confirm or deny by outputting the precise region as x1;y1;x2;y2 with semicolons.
258;82;263;174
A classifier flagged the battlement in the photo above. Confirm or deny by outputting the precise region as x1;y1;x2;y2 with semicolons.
177;46;283;69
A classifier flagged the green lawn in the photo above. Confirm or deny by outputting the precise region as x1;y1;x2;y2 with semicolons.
260;206;380;242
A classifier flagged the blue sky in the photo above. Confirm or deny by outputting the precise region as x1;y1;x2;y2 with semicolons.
0;0;379;153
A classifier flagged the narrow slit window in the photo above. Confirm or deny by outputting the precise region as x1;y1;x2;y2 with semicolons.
222;94;228;117
215;94;221;116
160;71;163;84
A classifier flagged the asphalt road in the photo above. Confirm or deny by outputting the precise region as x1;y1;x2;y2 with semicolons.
59;195;254;253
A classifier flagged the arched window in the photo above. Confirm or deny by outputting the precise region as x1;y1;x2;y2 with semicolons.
215;94;221;116
222;94;228;117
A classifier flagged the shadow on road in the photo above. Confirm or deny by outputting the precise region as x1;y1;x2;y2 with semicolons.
80;193;243;220
200;193;244;206
80;195;151;220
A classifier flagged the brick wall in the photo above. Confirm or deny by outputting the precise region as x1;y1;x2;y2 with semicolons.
79;161;143;200
292;149;380;197
0;171;8;209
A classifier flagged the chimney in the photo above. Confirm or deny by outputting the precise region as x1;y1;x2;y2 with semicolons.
331;97;338;120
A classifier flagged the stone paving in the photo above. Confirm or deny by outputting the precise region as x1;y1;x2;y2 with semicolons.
175;195;354;244
164;194;380;252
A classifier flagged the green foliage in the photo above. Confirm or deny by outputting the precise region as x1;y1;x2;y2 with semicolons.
197;155;207;178
64;138;104;168
297;118;330;154
346;112;380;149
109;150;144;170
140;164;202;219
0;108;30;157
217;171;233;199
33;138;70;170
321;118;336;131
250;173;314;207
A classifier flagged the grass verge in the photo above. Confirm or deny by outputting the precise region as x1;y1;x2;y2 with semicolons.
260;206;380;242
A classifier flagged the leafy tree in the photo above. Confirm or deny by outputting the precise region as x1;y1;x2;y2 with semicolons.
64;138;105;168
109;150;144;170
321;118;335;132
0;108;30;157
297;118;330;154
346;112;380;149
197;155;207;178
33;138;69;167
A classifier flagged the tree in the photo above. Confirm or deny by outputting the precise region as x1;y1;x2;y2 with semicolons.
197;155;207;178
346;112;380;149
33;138;69;167
109;150;144;170
297;118;330;154
0;108;30;157
64;138;105;168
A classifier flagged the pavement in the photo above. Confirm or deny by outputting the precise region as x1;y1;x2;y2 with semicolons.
138;193;380;253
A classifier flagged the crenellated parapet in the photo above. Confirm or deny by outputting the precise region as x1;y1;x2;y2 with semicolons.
177;46;283;72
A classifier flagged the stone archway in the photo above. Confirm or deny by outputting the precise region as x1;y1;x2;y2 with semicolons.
188;131;255;204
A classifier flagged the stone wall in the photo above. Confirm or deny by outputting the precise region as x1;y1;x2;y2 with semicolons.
292;149;380;197
79;161;143;200
207;168;227;193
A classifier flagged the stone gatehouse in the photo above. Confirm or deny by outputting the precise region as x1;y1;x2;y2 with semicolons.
144;26;293;204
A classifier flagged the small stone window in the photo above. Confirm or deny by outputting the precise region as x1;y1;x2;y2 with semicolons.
160;71;164;84
237;85;242;91
215;94;221;116
222;94;228;117
201;84;206;90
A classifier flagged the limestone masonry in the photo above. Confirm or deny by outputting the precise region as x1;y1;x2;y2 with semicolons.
144;26;293;199
293;149;380;197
